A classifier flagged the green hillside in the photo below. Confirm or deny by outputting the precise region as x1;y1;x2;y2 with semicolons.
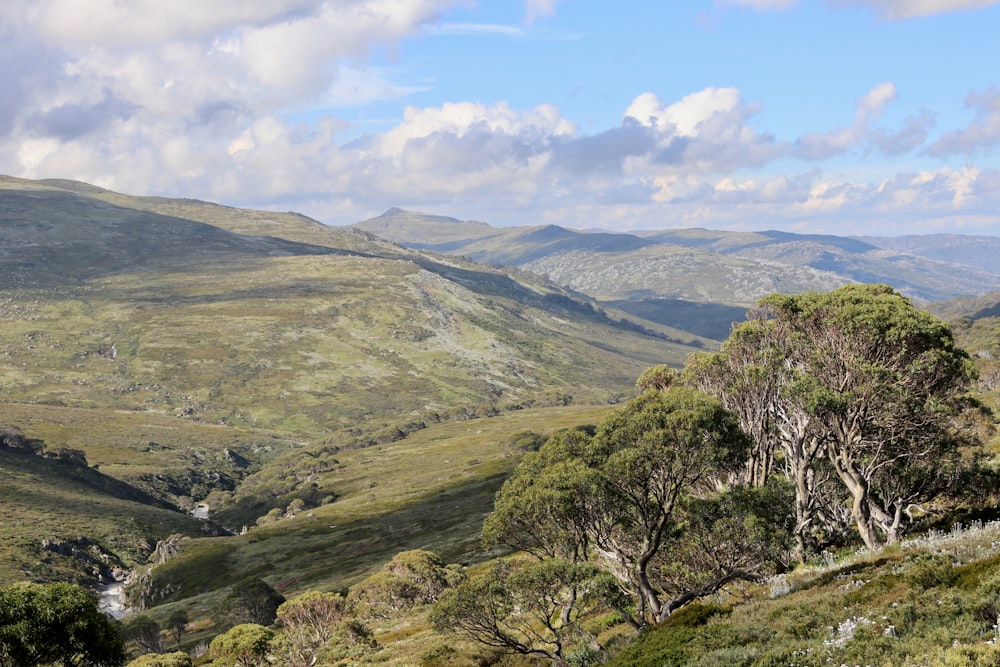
0;431;208;587
0;176;700;591
5;178;1000;666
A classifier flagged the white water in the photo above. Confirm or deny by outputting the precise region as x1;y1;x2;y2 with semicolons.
98;580;128;619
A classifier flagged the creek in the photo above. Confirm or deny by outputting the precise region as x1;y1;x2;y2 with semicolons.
98;579;129;620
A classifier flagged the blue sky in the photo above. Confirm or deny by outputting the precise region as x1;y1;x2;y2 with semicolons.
2;0;999;235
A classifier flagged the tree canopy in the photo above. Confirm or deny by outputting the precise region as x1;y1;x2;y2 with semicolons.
688;284;979;551
475;387;784;637
0;582;125;667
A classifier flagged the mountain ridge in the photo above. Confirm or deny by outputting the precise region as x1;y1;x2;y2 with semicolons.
354;208;1000;304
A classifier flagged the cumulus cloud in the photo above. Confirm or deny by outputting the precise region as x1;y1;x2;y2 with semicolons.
0;0;997;236
869;109;935;156
621;89;783;172
926;88;1000;156
3;0;458;127
795;82;897;159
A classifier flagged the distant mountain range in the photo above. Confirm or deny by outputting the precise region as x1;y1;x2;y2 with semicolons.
354;209;1000;305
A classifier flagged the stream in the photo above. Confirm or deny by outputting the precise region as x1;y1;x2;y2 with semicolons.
98;579;129;620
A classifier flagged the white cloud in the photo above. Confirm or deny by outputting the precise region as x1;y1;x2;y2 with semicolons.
621;88;783;173
832;0;1000;19
28;0;318;48
524;0;562;23
717;0;797;10
926;88;1000;156
0;0;997;237
795;82;897;159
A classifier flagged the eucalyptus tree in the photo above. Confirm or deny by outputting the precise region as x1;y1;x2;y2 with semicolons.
586;387;751;624
686;302;839;556
208;624;273;667
478;387;783;636
755;284;977;549
432;559;604;667
0;582;125;667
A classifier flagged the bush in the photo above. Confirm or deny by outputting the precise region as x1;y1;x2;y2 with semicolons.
126;651;193;667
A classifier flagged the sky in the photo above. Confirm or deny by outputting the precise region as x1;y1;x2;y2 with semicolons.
2;0;1000;236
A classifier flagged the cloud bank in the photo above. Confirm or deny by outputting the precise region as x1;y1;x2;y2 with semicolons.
0;0;998;235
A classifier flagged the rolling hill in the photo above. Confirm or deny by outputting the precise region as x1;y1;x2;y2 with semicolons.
0;175;703;589
5;177;1000;665
355;209;1000;305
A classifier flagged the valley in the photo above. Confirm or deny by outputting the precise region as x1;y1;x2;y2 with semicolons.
2;176;1000;666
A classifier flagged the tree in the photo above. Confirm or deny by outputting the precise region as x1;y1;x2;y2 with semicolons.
208;624;273;667
350;550;461;620
126;652;192;667
483;427;601;564
123;615;162;656
0;581;126;666
222;578;285;627
585;387;750;625
164;610;188;651
757;285;977;549
635;364;677;392
274;591;348;667
648;482;793;613
432;559;603;667
482;388;770;632
684;323;784;489
686;309;838;557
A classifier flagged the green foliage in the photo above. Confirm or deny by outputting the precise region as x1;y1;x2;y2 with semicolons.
432;558;604;664
350;550;462;620
483;427;600;563
208;623;274;667
126;652;193;667
694;283;982;555
165;609;189;650
635;364;677;392
475;385;778;656
123;614;163;656
0;581;126;666
272;603;379;666
220;578;285;627
272;590;378;666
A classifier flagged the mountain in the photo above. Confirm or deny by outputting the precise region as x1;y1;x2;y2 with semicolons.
354;209;1000;304
927;290;1000;361
858;233;1000;275
0;175;705;586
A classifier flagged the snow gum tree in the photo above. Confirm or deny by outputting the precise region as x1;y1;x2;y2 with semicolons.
695;284;978;552
760;284;976;549
474;387;788;640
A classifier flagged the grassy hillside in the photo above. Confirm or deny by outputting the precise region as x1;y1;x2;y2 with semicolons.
1;180;698;434
609;522;1000;667
1;176;696;590
132;405;615;609
0;438;208;587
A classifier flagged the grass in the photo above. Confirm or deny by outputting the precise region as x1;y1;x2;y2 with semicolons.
138;404;615;605
607;521;1000;667
0;447;207;586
